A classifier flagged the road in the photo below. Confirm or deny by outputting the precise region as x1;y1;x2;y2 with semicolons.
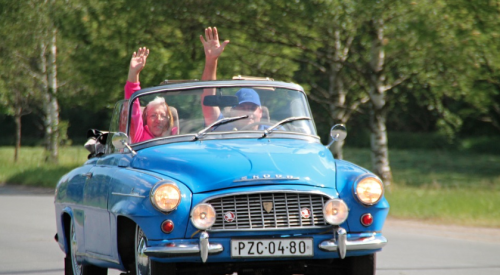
1;186;499;275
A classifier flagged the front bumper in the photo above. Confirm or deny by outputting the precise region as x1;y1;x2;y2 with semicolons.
144;227;387;263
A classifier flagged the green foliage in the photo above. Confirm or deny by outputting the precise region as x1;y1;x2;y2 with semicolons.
0;0;499;162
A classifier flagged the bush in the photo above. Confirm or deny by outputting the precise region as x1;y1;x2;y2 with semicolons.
459;136;500;155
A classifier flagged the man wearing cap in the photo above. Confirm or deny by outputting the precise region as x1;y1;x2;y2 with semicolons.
200;27;264;131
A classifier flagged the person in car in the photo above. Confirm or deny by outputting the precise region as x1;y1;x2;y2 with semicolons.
124;47;178;143
200;27;264;131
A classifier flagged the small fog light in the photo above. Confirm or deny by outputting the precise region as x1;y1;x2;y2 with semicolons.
360;213;373;227
161;220;174;233
323;199;348;225
190;203;216;230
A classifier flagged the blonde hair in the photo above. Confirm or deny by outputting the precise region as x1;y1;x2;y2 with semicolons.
142;96;174;135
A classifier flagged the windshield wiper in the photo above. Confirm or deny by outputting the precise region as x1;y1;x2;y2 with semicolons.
194;115;248;140
262;116;311;138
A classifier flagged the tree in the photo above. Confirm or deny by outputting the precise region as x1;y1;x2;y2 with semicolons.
0;0;62;163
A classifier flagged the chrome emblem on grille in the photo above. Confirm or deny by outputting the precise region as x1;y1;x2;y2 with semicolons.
263;202;273;213
224;211;236;222
301;208;311;219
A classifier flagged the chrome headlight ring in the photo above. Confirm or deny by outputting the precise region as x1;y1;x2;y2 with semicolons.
353;174;384;206
150;180;181;213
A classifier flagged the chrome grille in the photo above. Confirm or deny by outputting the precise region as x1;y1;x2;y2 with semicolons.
207;192;330;231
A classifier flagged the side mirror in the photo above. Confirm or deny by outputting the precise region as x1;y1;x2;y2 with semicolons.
112;132;136;156
326;124;347;148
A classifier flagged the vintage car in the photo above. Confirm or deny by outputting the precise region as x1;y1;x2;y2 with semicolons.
54;78;389;275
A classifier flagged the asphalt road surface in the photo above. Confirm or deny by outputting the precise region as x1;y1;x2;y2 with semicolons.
1;185;499;275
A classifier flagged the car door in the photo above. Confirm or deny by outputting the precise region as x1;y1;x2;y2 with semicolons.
82;159;115;257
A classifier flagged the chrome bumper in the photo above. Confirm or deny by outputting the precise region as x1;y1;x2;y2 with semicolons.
319;228;387;259
144;232;223;262
145;228;387;263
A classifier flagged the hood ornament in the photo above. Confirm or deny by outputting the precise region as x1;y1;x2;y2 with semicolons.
263;202;273;213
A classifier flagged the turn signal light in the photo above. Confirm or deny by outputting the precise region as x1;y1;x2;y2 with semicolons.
360;213;373;227
161;220;174;233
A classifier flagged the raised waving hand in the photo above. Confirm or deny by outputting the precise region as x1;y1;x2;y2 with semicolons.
200;27;229;61
128;47;150;83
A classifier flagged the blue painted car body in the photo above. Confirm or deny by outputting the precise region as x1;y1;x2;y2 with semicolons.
54;80;389;274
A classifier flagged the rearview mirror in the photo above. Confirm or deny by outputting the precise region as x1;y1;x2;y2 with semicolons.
203;95;238;107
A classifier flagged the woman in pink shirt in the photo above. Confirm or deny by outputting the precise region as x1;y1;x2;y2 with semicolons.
125;47;178;143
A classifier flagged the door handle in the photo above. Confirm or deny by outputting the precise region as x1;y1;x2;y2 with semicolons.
84;172;93;179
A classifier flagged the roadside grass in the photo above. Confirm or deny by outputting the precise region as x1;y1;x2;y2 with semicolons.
1;146;499;227
344;148;500;227
384;186;500;228
0;146;87;188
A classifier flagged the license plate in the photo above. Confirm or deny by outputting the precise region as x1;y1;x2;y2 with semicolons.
231;238;313;258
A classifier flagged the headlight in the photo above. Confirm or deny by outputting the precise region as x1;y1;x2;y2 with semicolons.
190;203;216;230
150;182;181;212
355;177;383;205
323;199;349;225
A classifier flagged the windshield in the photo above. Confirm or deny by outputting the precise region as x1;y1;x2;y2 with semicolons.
124;86;316;144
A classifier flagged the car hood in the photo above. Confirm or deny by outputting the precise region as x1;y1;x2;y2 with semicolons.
131;139;337;193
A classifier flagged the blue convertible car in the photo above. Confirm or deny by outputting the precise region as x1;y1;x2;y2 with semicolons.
54;78;389;275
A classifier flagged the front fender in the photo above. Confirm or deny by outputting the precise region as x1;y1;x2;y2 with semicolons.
335;159;390;232
108;168;192;240
55;206;76;254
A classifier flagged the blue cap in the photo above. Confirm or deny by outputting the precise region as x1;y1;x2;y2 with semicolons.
235;88;261;106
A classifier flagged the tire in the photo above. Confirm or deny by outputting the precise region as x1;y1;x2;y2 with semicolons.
65;219;107;275
135;225;176;275
342;254;376;275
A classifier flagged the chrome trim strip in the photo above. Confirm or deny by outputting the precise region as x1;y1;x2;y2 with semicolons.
202;190;335;203
318;233;387;252
144;243;223;258
111;192;146;198
209;225;332;233
233;177;300;183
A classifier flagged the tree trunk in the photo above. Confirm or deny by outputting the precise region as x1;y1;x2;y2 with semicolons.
14;108;21;163
369;105;392;184
328;30;348;159
44;28;59;163
368;18;393;185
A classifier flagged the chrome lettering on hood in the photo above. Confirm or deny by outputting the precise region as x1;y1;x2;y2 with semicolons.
234;174;302;183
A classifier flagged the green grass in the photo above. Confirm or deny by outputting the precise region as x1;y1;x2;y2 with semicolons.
385;186;500;227
1;146;500;227
344;148;500;227
344;148;500;189
0;146;88;187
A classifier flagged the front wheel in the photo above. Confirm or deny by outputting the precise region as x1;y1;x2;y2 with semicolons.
135;225;175;275
64;219;107;275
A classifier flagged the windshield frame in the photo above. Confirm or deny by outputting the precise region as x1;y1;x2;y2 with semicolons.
125;80;319;148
